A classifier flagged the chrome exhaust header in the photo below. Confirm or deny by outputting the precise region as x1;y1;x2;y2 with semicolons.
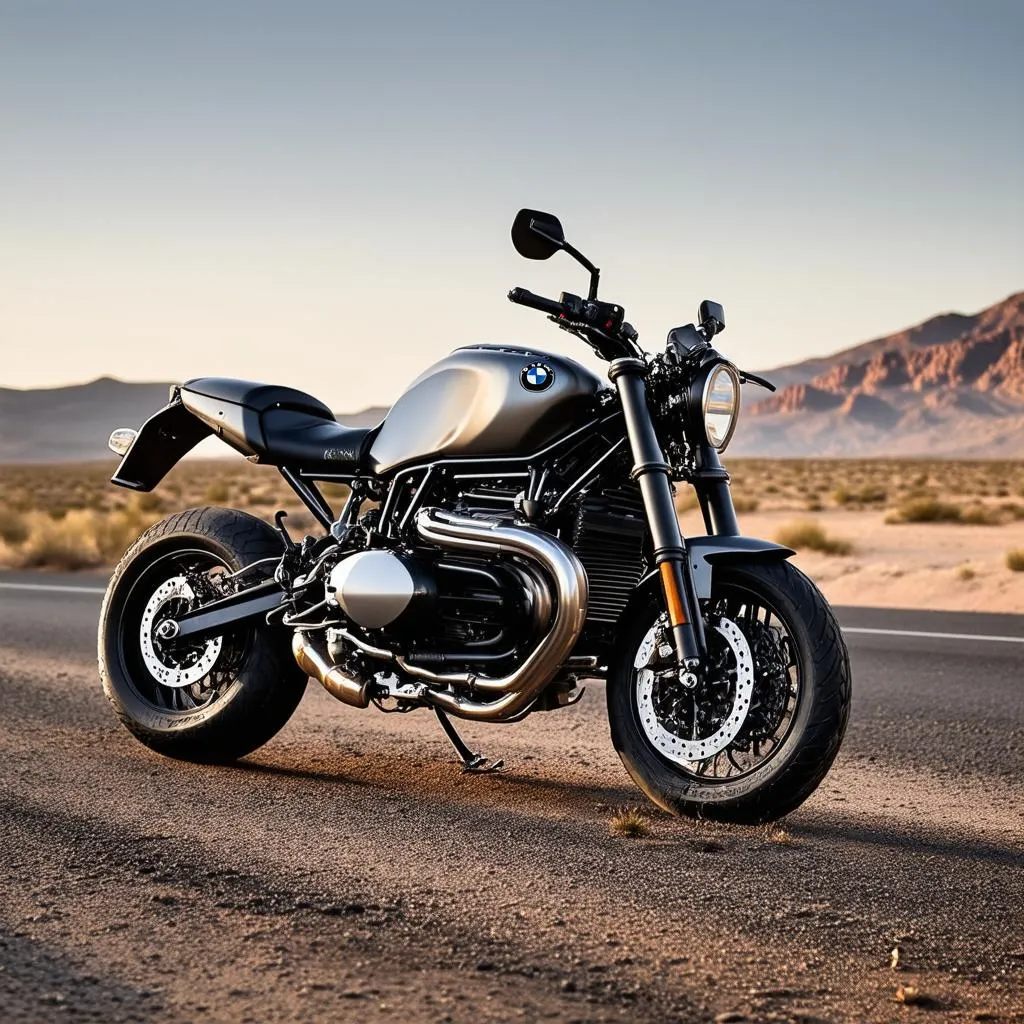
289;508;588;722
291;631;372;709
404;508;588;721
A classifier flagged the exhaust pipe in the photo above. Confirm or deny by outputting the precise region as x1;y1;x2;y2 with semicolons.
289;508;588;722
403;508;588;721
291;632;371;709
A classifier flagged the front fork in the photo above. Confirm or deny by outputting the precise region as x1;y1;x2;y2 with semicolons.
609;359;739;669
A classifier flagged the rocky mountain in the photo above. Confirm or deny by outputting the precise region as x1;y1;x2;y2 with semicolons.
734;291;1024;457
0;377;387;463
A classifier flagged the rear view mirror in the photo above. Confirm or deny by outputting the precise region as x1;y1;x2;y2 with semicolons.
699;299;725;336
511;209;565;260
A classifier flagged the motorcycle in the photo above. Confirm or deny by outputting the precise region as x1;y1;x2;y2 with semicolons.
99;209;851;822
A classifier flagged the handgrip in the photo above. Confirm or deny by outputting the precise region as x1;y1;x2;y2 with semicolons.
508;287;566;316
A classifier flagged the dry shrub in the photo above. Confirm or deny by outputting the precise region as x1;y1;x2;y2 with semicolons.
13;510;105;570
886;497;963;523
956;565;977;581
2;506;160;570
775;519;854;556
832;483;887;506
203;480;231;504
1006;549;1024;573
609;806;651;838
0;512;30;547
886;497;1006;525
959;504;1003;525
732;495;759;513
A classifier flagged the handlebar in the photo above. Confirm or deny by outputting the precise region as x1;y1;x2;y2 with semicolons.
507;287;567;316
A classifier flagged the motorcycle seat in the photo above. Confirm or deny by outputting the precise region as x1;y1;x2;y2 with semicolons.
179;377;380;474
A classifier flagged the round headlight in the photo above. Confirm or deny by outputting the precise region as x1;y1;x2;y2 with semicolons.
701;363;741;451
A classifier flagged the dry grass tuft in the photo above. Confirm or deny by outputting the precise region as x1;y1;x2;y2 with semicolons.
609;806;651;839
894;983;921;1004
956;565;977;582
764;826;799;846
0;513;30;547
775;519;854;556
1006;549;1024;573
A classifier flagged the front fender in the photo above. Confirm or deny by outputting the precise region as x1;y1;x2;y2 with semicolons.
684;535;794;601
616;535;794;629
111;399;215;491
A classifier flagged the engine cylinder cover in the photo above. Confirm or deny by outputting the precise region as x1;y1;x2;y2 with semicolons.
328;550;428;629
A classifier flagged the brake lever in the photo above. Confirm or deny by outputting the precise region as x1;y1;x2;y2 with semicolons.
738;370;776;392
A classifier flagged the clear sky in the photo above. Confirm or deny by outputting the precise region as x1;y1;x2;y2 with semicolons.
1;0;1021;409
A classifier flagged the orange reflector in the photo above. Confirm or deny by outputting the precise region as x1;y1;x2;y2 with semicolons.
659;561;687;626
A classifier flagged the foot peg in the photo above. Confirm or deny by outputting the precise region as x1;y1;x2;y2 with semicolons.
433;708;506;774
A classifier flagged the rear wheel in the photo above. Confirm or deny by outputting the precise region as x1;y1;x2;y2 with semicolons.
98;507;306;762
607;559;851;823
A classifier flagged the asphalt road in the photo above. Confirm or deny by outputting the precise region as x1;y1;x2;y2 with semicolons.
1;572;1022;1023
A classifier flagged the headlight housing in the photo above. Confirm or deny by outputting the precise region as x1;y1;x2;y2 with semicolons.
698;362;741;451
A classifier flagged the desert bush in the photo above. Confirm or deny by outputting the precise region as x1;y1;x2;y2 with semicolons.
93;508;159;562
958;504;1003;526
833;483;887;506
775;519;854;556
1006;549;1024;573
732;495;760;513
885;497;964;524
0;505;162;570
956;565;977;581
203;481;231;504
133;490;164;513
0;512;30;547
13;510;105;570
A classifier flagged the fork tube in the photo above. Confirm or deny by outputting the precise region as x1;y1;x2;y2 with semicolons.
609;359;706;662
693;446;739;537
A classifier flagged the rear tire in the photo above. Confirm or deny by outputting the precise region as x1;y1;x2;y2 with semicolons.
607;559;851;823
98;506;306;763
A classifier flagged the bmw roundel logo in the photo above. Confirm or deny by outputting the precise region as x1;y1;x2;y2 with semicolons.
521;362;555;392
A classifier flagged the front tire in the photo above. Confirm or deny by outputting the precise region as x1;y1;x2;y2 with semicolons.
607;559;851;823
98;506;307;763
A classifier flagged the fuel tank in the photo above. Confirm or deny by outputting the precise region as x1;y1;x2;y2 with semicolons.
368;345;602;474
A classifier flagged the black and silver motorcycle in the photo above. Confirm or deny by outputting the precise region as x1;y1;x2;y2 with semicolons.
99;209;851;822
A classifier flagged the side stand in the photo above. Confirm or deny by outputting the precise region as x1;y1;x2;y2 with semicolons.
432;708;505;774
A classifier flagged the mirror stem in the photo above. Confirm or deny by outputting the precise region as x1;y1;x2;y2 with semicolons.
562;241;600;299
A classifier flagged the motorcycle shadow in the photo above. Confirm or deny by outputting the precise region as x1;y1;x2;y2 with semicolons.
232;745;641;822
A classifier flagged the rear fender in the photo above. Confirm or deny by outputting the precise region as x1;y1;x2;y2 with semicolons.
110;400;215;491
616;536;794;628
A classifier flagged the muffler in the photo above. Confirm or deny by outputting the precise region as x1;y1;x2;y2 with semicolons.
291;632;371;709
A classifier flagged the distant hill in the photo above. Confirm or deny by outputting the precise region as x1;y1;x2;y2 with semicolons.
735;291;1024;457
0;377;387;463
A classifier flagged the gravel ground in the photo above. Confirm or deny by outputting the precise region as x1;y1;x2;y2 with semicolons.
1;581;1022;1023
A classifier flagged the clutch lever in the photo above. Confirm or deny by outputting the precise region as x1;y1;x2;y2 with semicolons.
738;370;776;392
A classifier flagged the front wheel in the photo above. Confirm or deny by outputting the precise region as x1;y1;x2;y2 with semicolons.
607;559;851;823
98;507;307;763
